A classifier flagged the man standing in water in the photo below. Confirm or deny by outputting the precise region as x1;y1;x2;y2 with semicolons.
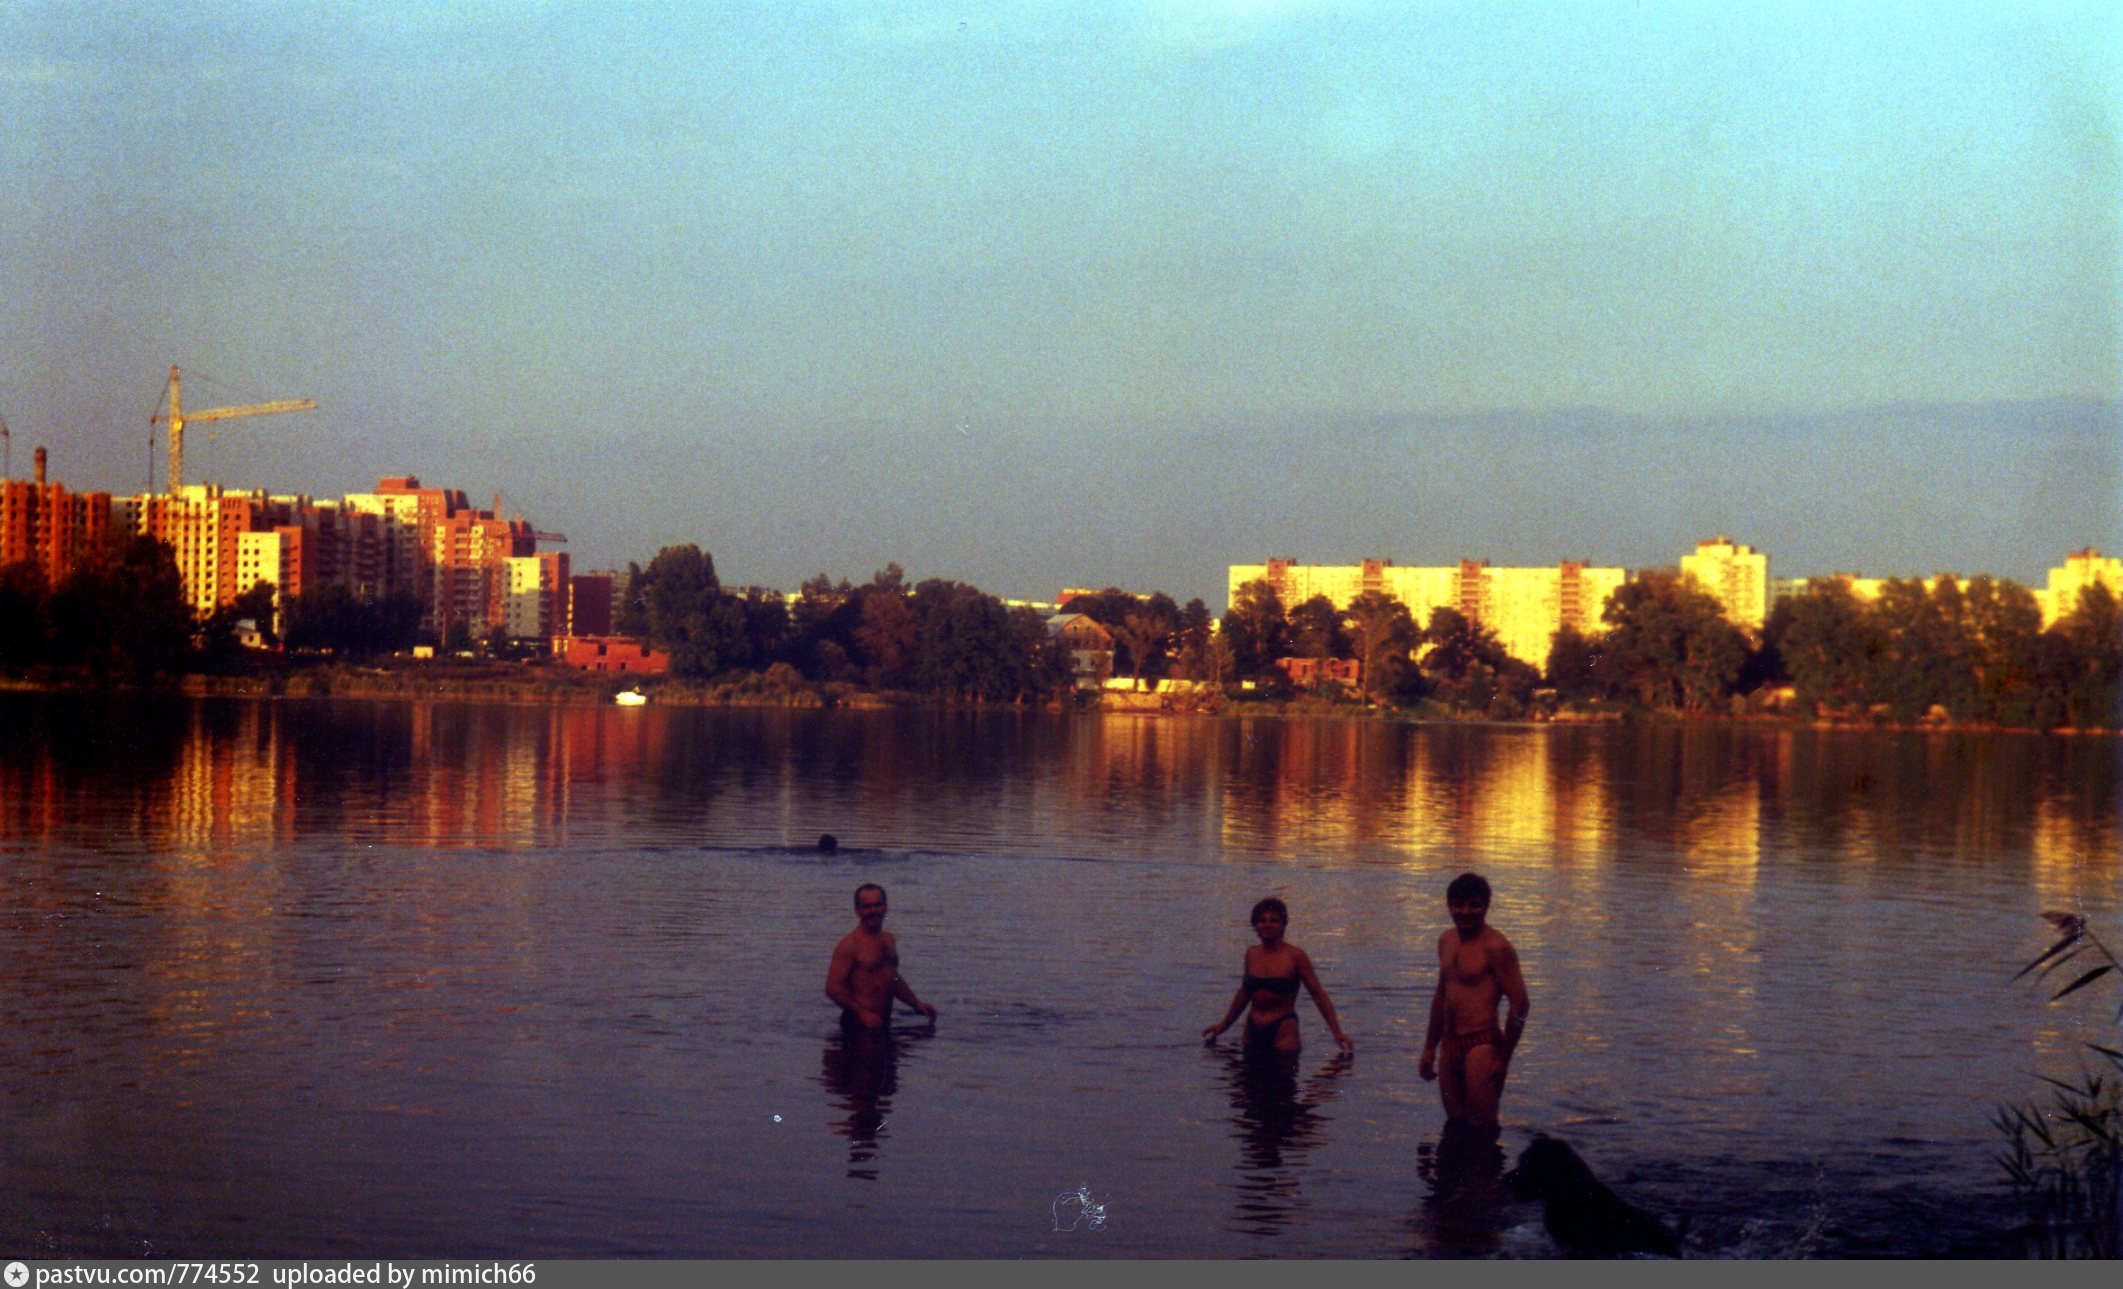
826;883;938;1031
1419;872;1529;1135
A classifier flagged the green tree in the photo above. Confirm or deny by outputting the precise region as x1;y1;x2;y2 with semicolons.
1544;624;1601;702
0;560;48;671
1768;580;1875;715
1420;606;1534;714
1010;604;1078;701
853;568;917;689
1346;591;1416;704
1963;576;2046;725
633;544;728;678
1220;578;1290;680
788;572;855;678
1595;571;1746;713
47;536;193;678
1287;594;1349;660
1867;577;1970;721
1170;598;1214;680
614;560;648;636
1111;600;1177;690
2046;583;2122;730
909;579;1016;701
198;580;280;668
285;585;422;657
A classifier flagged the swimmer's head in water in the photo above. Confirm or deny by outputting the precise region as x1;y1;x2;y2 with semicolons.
817;833;838;853
1251;896;1288;928
1446;872;1491;906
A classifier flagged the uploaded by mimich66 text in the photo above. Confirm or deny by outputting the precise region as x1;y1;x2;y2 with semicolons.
25;1267;535;1288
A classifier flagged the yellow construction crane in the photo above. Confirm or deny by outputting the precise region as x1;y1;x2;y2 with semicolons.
150;365;316;494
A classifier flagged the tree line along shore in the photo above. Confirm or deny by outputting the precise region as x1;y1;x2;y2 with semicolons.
1;538;2116;731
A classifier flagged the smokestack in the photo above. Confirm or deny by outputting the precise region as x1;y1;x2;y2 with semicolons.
34;446;46;484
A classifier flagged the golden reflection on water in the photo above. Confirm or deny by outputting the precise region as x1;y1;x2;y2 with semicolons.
0;701;2114;895
0;695;2117;1258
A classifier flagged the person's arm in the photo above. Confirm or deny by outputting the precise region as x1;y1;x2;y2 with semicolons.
1495;941;1529;1064
1418;939;1449;1081
1204;961;1251;1042
891;972;937;1021
825;938;882;1029
1296;951;1354;1052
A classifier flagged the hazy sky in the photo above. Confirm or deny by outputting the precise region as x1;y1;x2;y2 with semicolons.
3;1;2116;606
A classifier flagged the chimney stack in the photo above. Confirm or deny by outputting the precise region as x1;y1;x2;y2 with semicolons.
34;446;46;484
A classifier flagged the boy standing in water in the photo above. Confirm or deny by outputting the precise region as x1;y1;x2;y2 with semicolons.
1419;872;1529;1135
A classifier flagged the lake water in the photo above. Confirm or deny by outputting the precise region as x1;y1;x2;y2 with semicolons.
1;694;2116;1258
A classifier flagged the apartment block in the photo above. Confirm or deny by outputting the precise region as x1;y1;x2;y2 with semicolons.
0;449;112;588
15;456;566;646
504;552;572;641
1228;557;1627;668
1680;537;1769;630
2038;547;2122;626
568;573;615;638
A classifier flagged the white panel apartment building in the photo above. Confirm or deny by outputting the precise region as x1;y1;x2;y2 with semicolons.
1679;537;1769;631
2037;547;2122;625
1227;557;1627;668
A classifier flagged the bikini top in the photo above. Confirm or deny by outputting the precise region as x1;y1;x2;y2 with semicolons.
1243;972;1301;997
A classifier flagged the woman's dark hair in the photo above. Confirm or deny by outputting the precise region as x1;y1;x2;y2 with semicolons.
1251;896;1289;926
1446;872;1491;904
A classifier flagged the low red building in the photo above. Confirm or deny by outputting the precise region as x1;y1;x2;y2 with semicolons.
558;635;670;674
1278;656;1361;688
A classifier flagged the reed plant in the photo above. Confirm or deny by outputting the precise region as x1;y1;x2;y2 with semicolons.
1995;911;2122;1258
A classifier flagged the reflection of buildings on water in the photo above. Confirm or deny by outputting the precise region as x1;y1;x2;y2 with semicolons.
1208;722;1621;876
1045;713;1227;849
0;700;699;853
161;703;295;852
2031;793;2117;912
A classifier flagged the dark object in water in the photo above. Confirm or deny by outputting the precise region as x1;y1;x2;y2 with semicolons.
817;833;839;854
1504;1133;1683;1257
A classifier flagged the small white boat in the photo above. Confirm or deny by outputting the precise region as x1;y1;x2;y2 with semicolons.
614;688;648;707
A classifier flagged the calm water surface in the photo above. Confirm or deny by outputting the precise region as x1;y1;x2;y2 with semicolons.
1;694;2116;1258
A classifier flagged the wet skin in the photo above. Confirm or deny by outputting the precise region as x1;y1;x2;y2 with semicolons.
1203;908;1355;1055
1419;897;1529;1131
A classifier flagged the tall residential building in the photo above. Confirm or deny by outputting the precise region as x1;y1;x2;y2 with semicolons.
568;573;615;637
1680;537;1769;630
504;552;572;641
1;448;112;588
137;484;284;617
18;459;565;645
2038;547;2123;625
1227;557;1627;668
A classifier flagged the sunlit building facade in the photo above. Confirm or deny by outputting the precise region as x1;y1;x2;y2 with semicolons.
1680;536;1769;631
0;449;111;588
1228;557;1626;668
2036;547;2121;626
9;455;562;646
504;552;572;642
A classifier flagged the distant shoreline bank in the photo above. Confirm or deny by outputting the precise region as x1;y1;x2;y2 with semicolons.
1;668;2111;736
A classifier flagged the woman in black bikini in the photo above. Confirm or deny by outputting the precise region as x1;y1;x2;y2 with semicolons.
1202;897;1355;1056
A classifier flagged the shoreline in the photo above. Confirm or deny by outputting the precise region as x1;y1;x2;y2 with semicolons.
1;667;2111;736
